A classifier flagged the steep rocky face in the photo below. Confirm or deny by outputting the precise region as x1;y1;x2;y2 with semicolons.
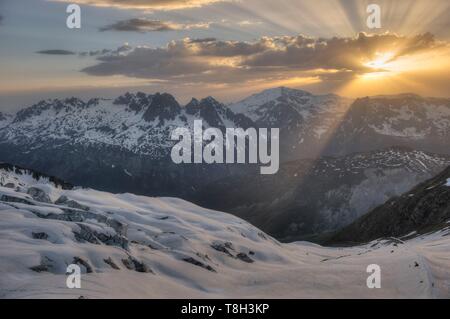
326;166;450;245
186;96;254;129
185;98;200;114
198;97;232;128
142;93;180;123
113;91;153;113
193;148;450;242
185;96;228;128
325;94;450;156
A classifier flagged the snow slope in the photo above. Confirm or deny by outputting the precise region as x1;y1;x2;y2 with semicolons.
0;166;449;298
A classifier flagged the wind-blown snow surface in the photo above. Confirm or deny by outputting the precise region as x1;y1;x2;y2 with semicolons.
0;168;449;298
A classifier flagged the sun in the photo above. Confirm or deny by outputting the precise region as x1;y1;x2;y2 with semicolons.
364;52;396;70
359;51;398;79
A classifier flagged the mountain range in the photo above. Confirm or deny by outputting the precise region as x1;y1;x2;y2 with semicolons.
1;87;449;240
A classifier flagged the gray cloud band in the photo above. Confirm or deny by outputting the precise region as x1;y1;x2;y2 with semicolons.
100;19;210;32
79;33;442;85
36;50;77;55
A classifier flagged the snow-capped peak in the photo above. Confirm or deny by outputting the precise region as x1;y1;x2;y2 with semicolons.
228;87;350;151
230;87;312;114
200;96;222;106
230;86;348;121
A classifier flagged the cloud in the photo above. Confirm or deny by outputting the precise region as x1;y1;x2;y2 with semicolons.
242;32;442;72
36;50;76;55
100;18;210;32
236;20;262;27
78;43;133;56
188;38;217;43
36;44;133;57
80;33;445;86
52;0;227;10
183;37;275;57
0;15;3;25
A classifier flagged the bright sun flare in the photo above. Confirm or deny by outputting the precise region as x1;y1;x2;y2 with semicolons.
360;52;398;79
365;52;396;69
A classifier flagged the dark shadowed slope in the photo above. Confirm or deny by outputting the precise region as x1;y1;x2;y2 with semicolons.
326;166;450;245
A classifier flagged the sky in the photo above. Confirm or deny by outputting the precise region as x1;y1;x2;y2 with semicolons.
0;0;449;111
